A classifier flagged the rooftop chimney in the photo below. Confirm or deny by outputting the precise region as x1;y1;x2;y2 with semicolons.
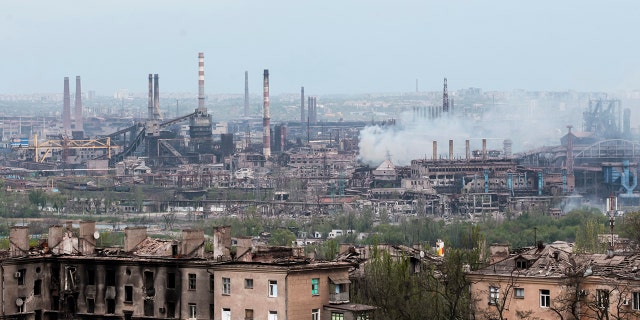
181;229;205;257
10;226;29;257
63;77;71;135
124;227;147;252
262;69;271;159
74;76;83;131
79;220;96;255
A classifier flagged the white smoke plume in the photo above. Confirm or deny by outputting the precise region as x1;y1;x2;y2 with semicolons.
358;99;582;166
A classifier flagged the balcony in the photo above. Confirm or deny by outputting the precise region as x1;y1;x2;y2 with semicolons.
329;291;350;304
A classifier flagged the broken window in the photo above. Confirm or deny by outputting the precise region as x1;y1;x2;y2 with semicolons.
124;285;133;302
106;299;115;314
144;300;154;317
189;273;197;290
144;271;155;296
269;280;278;297
167;302;176;319
87;269;95;285
489;286;499;305
17;269;26;285
34;279;42;295
105;269;116;286
167;272;176;289
86;299;95;313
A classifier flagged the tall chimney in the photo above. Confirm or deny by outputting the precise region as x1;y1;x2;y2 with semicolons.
74;76;83;132
63;77;71;135
465;139;470;160
300;86;305;123
244;71;249;117
482;138;487;161
262;69;271;159
432;141;437;161
148;74;153;119
153;74;160;119
443;77;449;113
449;139;454;160
198;52;205;111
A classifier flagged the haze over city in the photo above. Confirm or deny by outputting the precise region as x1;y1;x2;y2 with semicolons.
2;0;640;95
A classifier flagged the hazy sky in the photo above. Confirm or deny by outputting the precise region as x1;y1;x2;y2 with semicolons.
2;1;639;95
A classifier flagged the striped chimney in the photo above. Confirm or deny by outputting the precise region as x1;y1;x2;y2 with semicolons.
262;69;271;159
198;52;205;111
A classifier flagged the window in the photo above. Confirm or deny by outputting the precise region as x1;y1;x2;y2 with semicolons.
311;278;319;295
633;292;640;310
188;303;197;319
189;273;197;290
87;269;95;285
331;312;345;320
223;278;231;295
167;272;176;289
268;311;278;320
269;280;278;297
35;310;42;320
34;279;42;295
245;309;254;320
86;299;95;313
514;287;524;298
540;289;550;308
144;300;154;317
17;269;26;285
312;308;320;320
222;308;231;320
124;285;133;302
245;278;254;289
489;286;499;305
209;274;214;292
106;269;116;286
597;289;610;309
17;296;25;313
356;315;370;320
106;298;116;314
167;302;176;319
515;259;528;269
210;304;215;320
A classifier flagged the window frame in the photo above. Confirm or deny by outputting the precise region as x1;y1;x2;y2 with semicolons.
268;310;278;320
188;303;197;319
312;308;320;320
222;277;231;295
539;289;551;308
331;312;345;320
124;285;133;303
188;273;197;290
633;292;640;310
489;286;500;305
514;287;524;299
269;280;278;297
245;278;254;289
311;278;319;296
597;289;610;309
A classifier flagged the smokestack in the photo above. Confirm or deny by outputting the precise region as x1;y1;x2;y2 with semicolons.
153;74;160;119
308;96;313;124
262;69;271;159
74;76;83;132
63;77;71;134
482;138;487;161
300;86;305;123
567;125;574;175
465;140;470;160
443;77;449;113
148;74;153;119
244;71;249;117
432;141;437;161
198;52;205;111
449;140;454;160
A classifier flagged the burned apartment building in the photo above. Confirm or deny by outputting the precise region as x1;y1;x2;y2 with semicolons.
0;222;374;320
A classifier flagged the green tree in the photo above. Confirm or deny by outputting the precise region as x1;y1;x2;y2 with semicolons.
28;189;47;209
268;229;296;246
575;218;606;254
